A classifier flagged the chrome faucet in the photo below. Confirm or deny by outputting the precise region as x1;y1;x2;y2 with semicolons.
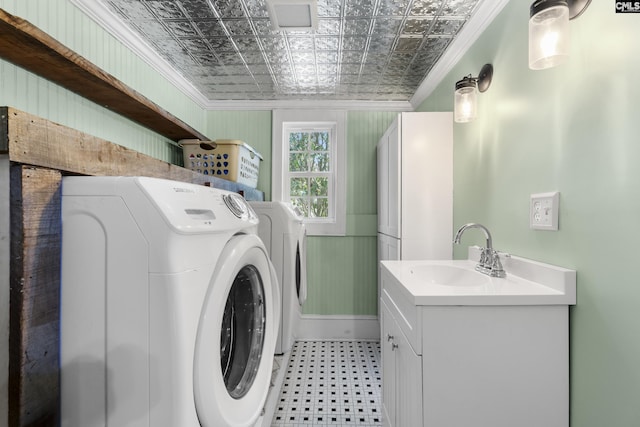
453;223;506;278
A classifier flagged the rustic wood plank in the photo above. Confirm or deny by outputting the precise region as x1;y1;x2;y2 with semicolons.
9;165;62;427
0;8;208;142
4;107;264;200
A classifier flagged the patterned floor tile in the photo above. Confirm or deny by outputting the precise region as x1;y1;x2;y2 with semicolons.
272;340;382;427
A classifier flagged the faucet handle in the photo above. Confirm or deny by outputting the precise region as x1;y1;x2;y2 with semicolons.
475;247;491;274
477;246;487;265
489;250;506;278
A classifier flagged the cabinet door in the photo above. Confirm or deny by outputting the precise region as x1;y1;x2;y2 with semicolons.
398;112;453;259
381;298;423;427
377;117;400;238
377;133;389;234
377;234;400;316
380;300;397;427
386;119;400;238
395;327;422;427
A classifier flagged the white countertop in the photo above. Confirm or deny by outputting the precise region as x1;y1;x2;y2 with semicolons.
381;250;576;306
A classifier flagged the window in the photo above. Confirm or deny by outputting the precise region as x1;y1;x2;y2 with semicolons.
286;124;333;219
273;110;346;236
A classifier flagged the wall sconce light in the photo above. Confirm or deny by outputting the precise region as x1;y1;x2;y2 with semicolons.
454;64;493;123
529;0;591;70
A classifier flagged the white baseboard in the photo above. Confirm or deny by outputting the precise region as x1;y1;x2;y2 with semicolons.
297;315;380;340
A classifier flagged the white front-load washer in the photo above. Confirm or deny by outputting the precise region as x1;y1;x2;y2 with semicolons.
249;201;307;355
61;176;279;427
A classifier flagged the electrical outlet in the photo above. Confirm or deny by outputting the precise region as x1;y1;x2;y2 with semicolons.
530;192;559;231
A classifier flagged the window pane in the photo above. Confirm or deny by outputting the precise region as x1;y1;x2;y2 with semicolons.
290;178;308;196
289;132;308;151
291;198;309;217
309;197;329;218
289;153;309;172
311;131;329;151
310;177;328;196
310;153;330;172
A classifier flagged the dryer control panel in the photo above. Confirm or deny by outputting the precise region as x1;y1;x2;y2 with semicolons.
133;177;258;233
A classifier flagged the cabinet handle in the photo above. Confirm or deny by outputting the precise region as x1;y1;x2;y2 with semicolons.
391;343;399;351
387;334;394;342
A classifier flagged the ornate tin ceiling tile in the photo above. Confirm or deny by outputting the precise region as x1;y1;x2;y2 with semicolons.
103;0;482;101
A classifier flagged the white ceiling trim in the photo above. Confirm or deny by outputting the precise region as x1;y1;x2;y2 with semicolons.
71;0;507;112
409;0;511;109
70;0;212;109
201;99;413;111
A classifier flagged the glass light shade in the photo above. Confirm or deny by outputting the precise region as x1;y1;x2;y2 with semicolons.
529;2;570;70
454;84;478;123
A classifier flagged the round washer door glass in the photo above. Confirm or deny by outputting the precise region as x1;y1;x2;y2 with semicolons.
220;265;265;399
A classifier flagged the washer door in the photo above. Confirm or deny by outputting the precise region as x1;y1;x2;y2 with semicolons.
194;234;277;427
296;224;308;306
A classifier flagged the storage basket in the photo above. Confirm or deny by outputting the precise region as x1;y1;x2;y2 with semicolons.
181;139;263;188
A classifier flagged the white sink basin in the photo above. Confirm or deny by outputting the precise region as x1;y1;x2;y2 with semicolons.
381;250;576;306
410;264;490;287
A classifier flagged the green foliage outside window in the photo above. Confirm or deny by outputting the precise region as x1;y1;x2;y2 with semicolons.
288;130;331;219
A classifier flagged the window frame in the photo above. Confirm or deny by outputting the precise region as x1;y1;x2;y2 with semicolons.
272;109;347;236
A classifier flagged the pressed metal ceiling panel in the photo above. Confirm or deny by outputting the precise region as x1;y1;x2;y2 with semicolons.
102;0;483;102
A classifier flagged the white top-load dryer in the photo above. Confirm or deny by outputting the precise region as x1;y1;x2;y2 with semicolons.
61;176;279;427
249;202;307;355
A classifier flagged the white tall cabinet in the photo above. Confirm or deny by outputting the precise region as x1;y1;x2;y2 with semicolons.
376;112;453;309
377;111;452;261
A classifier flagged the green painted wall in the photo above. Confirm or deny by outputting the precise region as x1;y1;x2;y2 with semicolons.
417;1;640;425
0;0;205;163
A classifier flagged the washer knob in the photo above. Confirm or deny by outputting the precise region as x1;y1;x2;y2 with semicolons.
223;193;248;218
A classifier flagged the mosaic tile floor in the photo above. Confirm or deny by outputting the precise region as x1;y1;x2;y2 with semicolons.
272;340;382;427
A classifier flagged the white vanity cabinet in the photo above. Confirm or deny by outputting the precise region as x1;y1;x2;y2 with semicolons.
380;255;576;427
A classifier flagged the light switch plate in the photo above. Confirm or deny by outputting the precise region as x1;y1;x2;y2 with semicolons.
530;192;559;231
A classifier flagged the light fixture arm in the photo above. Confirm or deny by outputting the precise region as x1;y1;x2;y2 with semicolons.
568;0;591;19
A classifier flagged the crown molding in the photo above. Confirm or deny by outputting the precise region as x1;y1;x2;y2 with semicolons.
410;0;511;109
70;0;211;108
201;99;413;111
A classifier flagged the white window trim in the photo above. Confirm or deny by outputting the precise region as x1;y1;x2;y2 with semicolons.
272;109;347;236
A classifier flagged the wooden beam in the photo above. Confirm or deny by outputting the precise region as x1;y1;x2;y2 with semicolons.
0;8;208;142
9;166;62;427
2;107;264;200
